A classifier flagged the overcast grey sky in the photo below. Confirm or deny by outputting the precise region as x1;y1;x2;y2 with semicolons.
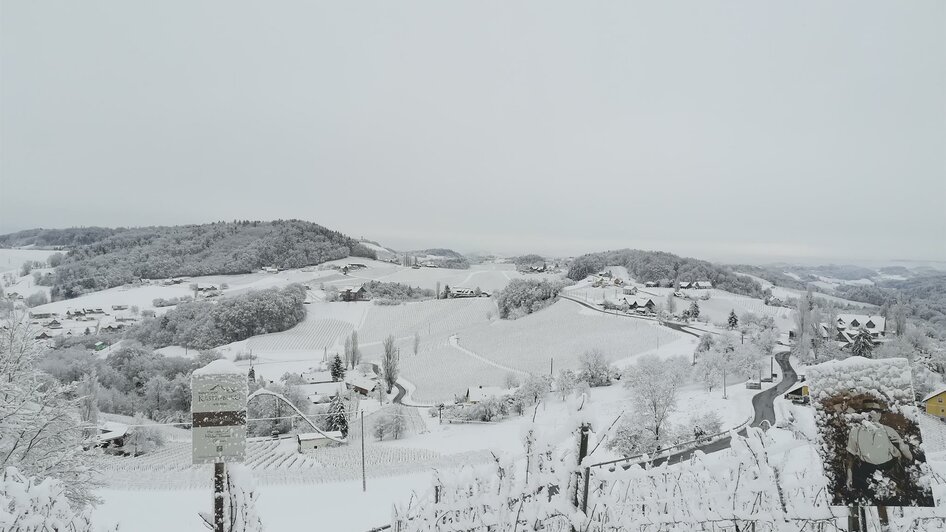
2;1;944;263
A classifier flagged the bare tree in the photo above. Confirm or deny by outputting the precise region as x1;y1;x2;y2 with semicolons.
893;303;908;337
351;331;361;368
344;335;353;369
556;369;576;400
622;354;690;445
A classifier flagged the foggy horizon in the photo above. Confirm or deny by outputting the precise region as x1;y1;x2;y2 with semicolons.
3;1;944;264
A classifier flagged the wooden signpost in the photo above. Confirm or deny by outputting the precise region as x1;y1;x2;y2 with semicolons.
192;360;248;532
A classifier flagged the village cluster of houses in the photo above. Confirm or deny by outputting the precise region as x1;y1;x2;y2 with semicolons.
642;280;713;289
333;284;489;303
29;305;140;341
791;313;889;350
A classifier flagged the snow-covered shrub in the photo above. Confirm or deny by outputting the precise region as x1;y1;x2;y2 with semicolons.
689;410;723;441
0;467;113;532
578;349;612;387
1;318;97;507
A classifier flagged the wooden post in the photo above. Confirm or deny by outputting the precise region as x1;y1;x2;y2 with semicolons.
213;462;225;532
848;505;861;532
361;411;366;492
581;466;591;514
877;505;890;531
574;423;590;509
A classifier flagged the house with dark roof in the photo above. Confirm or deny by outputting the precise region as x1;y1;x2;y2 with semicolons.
337;285;370;302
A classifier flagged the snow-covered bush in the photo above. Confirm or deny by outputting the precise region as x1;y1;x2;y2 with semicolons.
0;318;97;507
0;467;113;532
578;349;612;387
689;410;723;441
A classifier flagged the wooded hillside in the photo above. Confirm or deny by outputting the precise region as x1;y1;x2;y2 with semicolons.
0;220;373;298
567;249;762;297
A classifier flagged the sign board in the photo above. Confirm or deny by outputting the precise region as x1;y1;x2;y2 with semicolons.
807;356;933;507
192;366;248;465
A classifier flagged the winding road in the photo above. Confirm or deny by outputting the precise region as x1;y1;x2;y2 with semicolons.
559;293;800;468
638;351;797;467
390;294;799;454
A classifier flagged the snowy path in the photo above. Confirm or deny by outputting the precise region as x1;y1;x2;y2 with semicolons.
449;334;528;376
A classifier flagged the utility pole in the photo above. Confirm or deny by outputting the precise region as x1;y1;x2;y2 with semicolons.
550;358;554;377
361;411;366;492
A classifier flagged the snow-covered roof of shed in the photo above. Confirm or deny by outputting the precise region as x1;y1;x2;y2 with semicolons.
297;431;344;441
98;421;129;441
467;386;514;402
344;372;378;390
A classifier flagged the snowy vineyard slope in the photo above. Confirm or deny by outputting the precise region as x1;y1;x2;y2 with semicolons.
399;339;512;404
95;438;491;490
358;298;495;345
460;299;682;375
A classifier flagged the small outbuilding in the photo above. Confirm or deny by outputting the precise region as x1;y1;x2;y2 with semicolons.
465;385;514;404
923;388;946;418
297;431;345;453
785;384;810;404
345;372;378;396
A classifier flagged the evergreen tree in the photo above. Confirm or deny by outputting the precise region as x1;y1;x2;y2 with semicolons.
728;309;738;330
247;364;256;385
326;394;349;437
443;284;451;299
330;354;345;382
689;300;701;320
851;329;874;358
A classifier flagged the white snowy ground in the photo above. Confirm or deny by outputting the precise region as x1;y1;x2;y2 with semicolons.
0;248;56;273
94;473;433;532
736;272;875;309
91;373;769;532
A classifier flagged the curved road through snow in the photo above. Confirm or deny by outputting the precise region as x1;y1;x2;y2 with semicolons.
559;294;799;468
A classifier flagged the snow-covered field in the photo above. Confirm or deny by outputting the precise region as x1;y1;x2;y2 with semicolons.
94;473;433;532
0;248;56;273
462;299;685;375
737;272;875;309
